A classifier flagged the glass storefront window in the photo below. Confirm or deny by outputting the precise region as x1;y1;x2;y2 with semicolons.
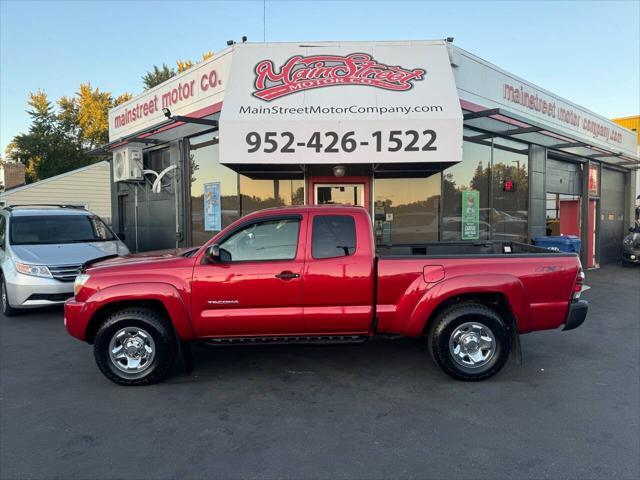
491;147;528;242
442;141;491;241
239;176;304;214
373;174;441;244
189;132;239;246
442;140;529;243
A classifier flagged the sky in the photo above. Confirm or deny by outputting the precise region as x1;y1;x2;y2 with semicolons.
1;0;639;155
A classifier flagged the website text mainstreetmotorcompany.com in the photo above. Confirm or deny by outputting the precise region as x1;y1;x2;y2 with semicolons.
239;104;444;116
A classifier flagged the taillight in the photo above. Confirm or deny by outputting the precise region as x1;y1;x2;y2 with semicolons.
572;268;585;300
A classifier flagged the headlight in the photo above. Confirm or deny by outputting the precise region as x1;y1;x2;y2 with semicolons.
15;262;52;278
74;274;91;296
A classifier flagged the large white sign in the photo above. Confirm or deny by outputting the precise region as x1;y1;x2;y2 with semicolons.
219;41;463;164
452;47;637;158
108;50;233;141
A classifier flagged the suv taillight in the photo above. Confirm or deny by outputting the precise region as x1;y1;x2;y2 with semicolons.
572;267;585;300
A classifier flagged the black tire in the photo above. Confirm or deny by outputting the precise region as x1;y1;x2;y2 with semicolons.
428;302;511;381
94;307;177;386
1;275;20;317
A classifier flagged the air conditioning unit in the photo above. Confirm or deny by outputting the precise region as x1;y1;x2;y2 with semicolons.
112;145;143;182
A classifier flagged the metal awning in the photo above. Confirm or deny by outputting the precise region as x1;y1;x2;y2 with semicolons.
463;108;639;169
89;113;220;156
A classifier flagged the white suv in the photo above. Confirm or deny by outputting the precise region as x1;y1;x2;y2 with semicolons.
0;205;129;316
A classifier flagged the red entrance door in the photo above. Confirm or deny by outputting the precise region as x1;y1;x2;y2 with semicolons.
559;200;580;236
587;199;596;268
559;198;597;268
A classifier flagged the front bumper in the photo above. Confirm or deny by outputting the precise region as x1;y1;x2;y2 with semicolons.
64;299;94;341
563;300;588;331
4;270;74;308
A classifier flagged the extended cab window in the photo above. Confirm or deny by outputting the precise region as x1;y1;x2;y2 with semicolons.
219;218;300;262
312;215;356;259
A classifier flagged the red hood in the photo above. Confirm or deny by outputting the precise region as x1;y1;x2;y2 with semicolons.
88;247;200;269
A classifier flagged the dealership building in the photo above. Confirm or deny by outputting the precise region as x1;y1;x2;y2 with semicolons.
103;40;638;268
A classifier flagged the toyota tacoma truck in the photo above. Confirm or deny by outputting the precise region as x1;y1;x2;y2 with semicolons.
64;205;588;386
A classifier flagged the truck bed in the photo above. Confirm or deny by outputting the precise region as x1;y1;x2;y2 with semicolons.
375;242;581;336
376;241;572;258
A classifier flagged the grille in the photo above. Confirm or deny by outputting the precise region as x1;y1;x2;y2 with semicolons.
27;293;73;302
48;264;82;282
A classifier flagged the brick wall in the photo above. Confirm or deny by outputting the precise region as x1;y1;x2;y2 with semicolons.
1;162;26;190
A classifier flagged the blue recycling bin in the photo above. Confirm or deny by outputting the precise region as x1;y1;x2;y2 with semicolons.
532;235;581;253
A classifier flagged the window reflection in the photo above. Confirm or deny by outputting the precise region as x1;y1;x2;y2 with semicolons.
491;148;528;242
442;141;491;241
189;132;239;246
239;177;304;214
442;140;529;243
374;175;441;244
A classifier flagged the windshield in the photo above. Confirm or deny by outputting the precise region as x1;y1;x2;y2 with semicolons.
10;215;116;245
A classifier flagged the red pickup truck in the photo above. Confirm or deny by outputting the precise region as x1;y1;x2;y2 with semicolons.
64;205;588;386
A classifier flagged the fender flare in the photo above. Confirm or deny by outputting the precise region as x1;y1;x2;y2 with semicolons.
404;274;531;337
84;282;195;341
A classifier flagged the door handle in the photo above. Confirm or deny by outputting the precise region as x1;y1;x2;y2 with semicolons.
275;271;300;280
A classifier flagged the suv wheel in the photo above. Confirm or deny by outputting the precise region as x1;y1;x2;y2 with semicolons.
428;302;511;381
94;307;177;386
1;275;19;317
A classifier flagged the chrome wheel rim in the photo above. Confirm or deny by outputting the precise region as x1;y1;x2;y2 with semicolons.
449;321;496;369
108;327;156;374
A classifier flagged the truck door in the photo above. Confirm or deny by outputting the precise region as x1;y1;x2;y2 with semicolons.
303;213;375;334
191;215;306;337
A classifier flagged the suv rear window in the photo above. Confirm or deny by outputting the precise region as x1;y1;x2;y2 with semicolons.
10;215;115;245
312;215;357;259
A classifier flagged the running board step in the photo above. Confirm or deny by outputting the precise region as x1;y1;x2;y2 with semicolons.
202;335;369;347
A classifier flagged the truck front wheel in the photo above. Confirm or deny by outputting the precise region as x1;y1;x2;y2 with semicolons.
428;303;511;381
94;307;177;386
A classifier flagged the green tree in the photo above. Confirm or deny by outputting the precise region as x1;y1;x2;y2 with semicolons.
177;51;214;73
5;92;91;182
6;85;132;183
143;52;214;89
142;63;176;90
76;82;112;148
57;95;79;137
114;92;133;106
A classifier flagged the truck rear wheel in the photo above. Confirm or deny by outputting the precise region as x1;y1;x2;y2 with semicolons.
94;307;177;386
428;302;511;381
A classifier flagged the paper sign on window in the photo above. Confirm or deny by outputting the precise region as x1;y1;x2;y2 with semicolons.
204;182;221;231
461;190;480;240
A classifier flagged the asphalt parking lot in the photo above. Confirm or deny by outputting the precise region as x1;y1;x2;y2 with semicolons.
1;264;639;480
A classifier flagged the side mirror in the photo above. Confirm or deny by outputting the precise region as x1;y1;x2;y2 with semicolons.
206;244;221;262
117;232;126;241
630;227;637;233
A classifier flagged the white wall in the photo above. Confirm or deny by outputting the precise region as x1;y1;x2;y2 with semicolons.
0;161;112;223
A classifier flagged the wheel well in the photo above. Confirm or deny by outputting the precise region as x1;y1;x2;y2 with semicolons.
424;292;517;336
85;299;171;344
